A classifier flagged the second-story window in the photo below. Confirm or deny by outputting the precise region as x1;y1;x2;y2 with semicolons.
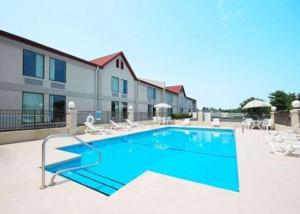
116;59;119;68
148;87;156;99
111;76;119;92
23;49;44;79
122;79;128;94
121;60;124;70
50;58;66;82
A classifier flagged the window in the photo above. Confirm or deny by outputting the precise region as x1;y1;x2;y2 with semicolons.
111;101;119;119
50;58;66;82
116;59;119;68
111;76;119;92
148;87;156;99
22;92;44;123
23;49;44;78
122;79;128;94
49;95;66;122
167;93;173;104
121;102;128;119
121;60;124;69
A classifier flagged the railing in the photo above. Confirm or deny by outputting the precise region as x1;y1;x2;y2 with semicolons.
40;134;102;189
0;109;66;132
209;112;271;123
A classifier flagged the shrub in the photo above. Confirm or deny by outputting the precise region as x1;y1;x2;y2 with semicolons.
171;113;192;119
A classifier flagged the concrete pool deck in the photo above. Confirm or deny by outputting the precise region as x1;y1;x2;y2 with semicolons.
0;127;300;214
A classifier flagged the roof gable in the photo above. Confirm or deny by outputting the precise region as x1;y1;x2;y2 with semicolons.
165;85;186;96
91;52;138;80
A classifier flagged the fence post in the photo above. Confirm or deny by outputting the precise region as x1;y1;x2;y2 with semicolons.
197;110;203;124
66;109;78;135
128;105;134;122
270;111;275;130
290;100;300;130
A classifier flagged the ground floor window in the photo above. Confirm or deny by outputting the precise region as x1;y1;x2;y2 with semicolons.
180;108;184;114
167;108;173;116
49;95;66;122
22;92;44;123
111;101;120;120
147;105;156;118
111;101;128;121
121;102;128;119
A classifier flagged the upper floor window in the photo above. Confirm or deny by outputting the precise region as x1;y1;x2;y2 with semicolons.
121;60;124;70
111;76;119;92
49;58;66;83
167;93;173;104
121;79;128;94
148;87;156;99
23;49;44;79
116;59;119;68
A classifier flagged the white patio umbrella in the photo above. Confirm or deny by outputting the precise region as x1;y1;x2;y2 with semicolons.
154;103;172;109
242;100;271;109
154;103;171;118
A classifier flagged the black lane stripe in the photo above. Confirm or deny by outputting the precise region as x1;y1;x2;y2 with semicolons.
84;169;125;185
73;171;119;190
130;142;236;159
61;173;110;196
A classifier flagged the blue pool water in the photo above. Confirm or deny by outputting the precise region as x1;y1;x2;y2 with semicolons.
46;127;239;196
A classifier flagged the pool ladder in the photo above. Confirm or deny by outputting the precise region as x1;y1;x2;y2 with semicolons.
40;134;102;189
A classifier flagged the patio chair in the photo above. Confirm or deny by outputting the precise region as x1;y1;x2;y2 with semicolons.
241;118;253;129
262;119;273;130
182;118;190;126
167;116;172;125
110;120;130;130
212;118;220;127
84;122;112;135
126;119;143;128
267;133;300;156
161;117;168;125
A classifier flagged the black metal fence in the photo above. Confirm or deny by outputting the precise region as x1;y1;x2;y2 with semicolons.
209;112;271;122
0;110;66;132
274;110;291;126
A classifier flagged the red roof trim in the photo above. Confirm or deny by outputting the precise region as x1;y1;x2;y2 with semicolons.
0;30;98;67
91;52;138;80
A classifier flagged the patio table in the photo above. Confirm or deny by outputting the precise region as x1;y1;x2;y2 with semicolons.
251;120;263;129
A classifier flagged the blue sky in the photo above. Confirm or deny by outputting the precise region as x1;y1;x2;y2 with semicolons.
0;0;299;108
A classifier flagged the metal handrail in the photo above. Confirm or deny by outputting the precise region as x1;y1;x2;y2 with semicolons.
40;133;102;189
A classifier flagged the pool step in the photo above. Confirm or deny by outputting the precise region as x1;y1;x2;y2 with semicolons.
61;169;124;196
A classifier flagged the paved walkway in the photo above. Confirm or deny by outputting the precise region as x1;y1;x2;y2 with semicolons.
0;127;299;214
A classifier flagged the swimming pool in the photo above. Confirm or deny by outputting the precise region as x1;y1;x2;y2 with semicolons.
46;127;239;196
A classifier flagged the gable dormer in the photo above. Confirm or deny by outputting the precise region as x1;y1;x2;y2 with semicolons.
90;51;138;81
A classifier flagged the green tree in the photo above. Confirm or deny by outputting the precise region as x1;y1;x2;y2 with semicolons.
269;90;295;111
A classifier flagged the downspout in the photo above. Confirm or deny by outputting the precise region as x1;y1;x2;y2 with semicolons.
94;66;99;111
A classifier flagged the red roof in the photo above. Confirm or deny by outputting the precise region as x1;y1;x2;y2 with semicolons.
165;85;186;96
91;51;138;80
90;52;122;67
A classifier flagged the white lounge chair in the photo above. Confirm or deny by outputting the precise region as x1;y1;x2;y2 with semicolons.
126;119;143;128
267;133;300;156
110;120;130;130
84;122;112;135
212;118;220;127
182;118;190;126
